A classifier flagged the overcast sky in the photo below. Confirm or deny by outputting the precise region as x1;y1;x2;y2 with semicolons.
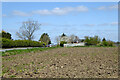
2;2;118;43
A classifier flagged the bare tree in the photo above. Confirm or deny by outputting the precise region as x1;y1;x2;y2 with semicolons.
55;36;60;44
16;20;41;40
74;36;80;43
69;34;75;43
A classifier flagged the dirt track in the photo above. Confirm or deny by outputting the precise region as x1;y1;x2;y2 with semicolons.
2;47;118;78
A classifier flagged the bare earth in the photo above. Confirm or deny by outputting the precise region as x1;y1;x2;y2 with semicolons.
2;47;118;78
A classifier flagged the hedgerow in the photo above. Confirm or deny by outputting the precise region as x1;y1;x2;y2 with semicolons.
2;38;46;48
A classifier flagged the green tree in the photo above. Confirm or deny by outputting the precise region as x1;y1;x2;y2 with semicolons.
0;30;12;39
39;33;51;45
84;36;90;45
61;33;66;37
84;36;101;45
93;36;101;45
102;38;106;42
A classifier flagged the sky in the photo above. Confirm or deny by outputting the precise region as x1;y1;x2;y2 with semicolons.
2;2;118;43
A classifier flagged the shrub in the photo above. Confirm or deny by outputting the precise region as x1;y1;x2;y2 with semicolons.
96;42;103;46
102;41;108;46
107;41;114;46
60;41;67;47
56;44;60;47
102;41;114;46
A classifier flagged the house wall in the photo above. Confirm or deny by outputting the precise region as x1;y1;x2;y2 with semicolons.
60;36;70;42
64;43;85;47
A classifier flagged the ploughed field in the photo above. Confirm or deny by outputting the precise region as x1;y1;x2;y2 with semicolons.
2;47;118;78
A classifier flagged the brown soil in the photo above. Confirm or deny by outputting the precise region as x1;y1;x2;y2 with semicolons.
2;47;118;78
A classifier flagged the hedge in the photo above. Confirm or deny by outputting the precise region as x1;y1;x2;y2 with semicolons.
2;38;13;48
1;38;46;48
60;41;67;47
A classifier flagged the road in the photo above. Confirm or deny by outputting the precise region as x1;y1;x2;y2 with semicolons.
0;47;39;52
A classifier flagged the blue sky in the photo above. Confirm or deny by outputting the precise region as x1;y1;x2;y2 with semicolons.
2;2;118;43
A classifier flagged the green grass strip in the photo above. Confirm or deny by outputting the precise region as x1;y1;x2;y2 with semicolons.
2;47;59;56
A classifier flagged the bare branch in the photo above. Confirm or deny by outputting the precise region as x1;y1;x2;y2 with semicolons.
16;20;40;40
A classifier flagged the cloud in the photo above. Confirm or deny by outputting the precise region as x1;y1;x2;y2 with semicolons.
97;5;118;10
12;10;31;16
83;24;96;27
76;6;88;12
11;6;88;17
110;22;118;26
2;14;7;17
32;10;51;15
41;21;118;28
41;23;53;26
32;6;88;15
98;22;118;26
109;5;118;9
41;23;77;27
97;6;106;10
98;23;109;26
83;22;118;27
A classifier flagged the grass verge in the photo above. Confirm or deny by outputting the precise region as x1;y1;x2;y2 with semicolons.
2;47;59;56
